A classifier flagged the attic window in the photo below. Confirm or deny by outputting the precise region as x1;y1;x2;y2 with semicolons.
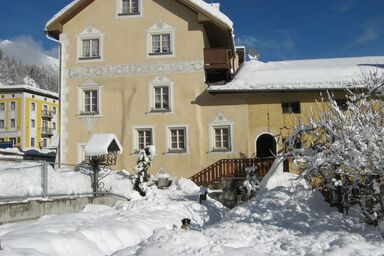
282;102;301;114
119;0;140;16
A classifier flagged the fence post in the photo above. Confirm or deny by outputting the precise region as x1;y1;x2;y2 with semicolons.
41;163;48;197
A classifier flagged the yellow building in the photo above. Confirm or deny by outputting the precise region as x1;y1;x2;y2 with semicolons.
0;85;59;150
45;0;383;178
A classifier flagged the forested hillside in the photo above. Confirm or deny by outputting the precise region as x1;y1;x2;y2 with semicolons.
0;48;58;92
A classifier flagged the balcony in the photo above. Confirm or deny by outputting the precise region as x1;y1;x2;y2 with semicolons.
41;127;54;137
204;48;231;70
42;110;54;119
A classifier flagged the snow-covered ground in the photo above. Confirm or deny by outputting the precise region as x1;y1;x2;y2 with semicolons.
0;159;383;255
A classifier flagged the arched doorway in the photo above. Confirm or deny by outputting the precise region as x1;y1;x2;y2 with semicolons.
256;134;276;158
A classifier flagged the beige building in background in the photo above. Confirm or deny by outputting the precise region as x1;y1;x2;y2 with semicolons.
45;0;382;178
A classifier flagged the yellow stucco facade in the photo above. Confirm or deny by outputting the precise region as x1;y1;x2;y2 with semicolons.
46;0;349;178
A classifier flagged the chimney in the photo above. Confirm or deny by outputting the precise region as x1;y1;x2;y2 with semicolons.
211;3;220;10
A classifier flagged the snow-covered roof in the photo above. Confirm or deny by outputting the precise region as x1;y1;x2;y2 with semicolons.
0;85;59;98
46;0;233;31
208;56;384;92
182;0;233;30
84;134;123;157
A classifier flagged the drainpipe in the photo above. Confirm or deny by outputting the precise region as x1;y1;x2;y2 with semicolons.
45;31;62;168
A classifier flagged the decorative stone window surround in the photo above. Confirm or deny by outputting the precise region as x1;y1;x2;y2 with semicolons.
77;80;102;117
208;113;234;154
147;75;174;114
76;26;104;62
146;21;176;58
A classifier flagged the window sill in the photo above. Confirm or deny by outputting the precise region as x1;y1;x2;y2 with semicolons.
149;52;173;56
77;112;102;117
78;56;101;61
167;149;187;154
149;108;172;113
118;12;140;16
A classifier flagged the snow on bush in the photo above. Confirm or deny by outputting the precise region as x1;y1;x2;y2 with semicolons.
285;73;384;226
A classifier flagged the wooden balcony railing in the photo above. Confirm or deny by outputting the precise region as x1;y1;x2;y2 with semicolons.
190;158;276;187
204;48;232;70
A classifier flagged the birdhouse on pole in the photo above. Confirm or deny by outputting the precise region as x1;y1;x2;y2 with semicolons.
84;133;123;166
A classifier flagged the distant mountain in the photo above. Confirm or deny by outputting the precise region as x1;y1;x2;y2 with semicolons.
0;39;58;92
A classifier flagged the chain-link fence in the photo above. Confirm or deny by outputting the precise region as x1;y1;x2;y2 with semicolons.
0;159;94;202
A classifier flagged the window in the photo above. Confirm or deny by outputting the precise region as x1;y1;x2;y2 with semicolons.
41;139;47;148
120;0;140;15
150;34;171;55
153;86;170;111
137;129;153;150
336;99;348;111
42;120;48;129
282;102;300;114
213;126;231;151
148;76;173;113
77;26;103;61
53;122;56;130
0;103;5;111
31;138;35;147
81;39;100;59
10;101;16;111
78;80;102;116
147;21;175;57
31;102;36;111
83;89;98;114
31;119;35;128
10;119;15;128
0;120;4;129
168;127;186;152
53;106;57;114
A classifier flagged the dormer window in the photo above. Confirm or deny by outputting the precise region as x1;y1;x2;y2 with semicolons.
121;0;140;15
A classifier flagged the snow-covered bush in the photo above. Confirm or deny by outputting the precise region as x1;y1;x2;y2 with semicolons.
286;73;384;226
132;145;156;196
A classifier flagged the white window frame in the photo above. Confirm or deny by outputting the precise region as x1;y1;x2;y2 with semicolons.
146;21;175;58
30;138;35;147
31;119;35;128
116;0;142;17
31;102;36;112
166;125;188;154
208;113;234;153
77;26;104;62
148;76;174;113
0;103;5;111
77;80;102;117
0;120;4;129
213;126;231;151
132;126;155;153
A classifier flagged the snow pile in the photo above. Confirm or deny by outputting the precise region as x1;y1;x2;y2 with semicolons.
0;159;383;255
117;159;384;255
0;179;225;256
209;56;384;92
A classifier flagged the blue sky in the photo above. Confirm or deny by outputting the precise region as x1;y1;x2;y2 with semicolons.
0;0;383;61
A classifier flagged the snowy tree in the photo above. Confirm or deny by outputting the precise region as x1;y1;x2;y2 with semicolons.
286;71;384;226
132;145;156;196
